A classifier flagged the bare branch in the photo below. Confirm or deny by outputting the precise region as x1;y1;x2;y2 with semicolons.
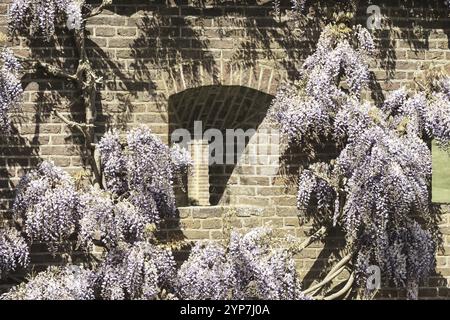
413;77;426;91
302;253;352;295
84;0;113;19
288;226;327;254
53;109;92;136
35;61;77;80
75;28;104;188
323;273;355;300
15;55;77;81
305;265;347;296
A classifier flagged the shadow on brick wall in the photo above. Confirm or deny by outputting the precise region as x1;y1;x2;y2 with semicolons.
168;85;274;205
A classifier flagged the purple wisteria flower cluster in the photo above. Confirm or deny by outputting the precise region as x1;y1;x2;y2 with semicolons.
270;24;374;146
0;228;29;275
0;235;176;300
438;76;450;100
1;241;176;300
426;92;450;146
9;0;83;40
0;48;22;131
272;19;450;298
13;161;80;254
14;161;142;252
270;84;330;143
303;25;373;100
335;126;435;289
176;241;236;299
77;189;118;248
96;242;176;300
77;188;145;249
97;130;128;194
2;128;190;299
170;143;194;178
177;227;308;300
297;162;337;223
1;238;177;300
98;127;192;225
12;126;192;254
382;85;450;147
1;265;95;300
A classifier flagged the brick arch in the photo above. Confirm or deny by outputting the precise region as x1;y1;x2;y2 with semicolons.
167;81;279;206
158;60;284;98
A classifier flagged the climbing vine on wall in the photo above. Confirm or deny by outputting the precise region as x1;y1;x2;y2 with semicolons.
0;0;449;300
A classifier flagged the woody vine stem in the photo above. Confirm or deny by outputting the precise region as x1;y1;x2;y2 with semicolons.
14;0;113;188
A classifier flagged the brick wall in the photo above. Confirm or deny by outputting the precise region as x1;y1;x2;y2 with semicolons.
0;0;450;298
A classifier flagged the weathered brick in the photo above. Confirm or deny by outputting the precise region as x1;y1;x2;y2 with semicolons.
239;176;271;186
108;38;135;48
241;217;262;228
207;230;221;240
183;230;210;240
181;219;201;229
201;219;223;229
238;197;270;206
276;207;298;217
117;28;137;37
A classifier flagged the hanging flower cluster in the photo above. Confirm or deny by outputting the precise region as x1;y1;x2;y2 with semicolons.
6;160;179;300
1;241;177;300
98;127;193;225
96;241;176;300
0;48;22;131
1;265;95;300
13;161;80;253
335;126;436;289
297;162;337;224
425;92;450;146
170;143;194;178
270;23;374;147
14;126;192;253
176;241;236;300
77;188;148;249
438;77;450;99
97;130;128;195
0;228;29;275
13;161;146;253
9;0;83;40
3;126;193;299
177;227;308;300
381;85;450;147
272;20;450;298
270;84;330;143
303;24;373;100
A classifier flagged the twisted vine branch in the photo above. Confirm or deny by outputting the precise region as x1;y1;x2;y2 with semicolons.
288;225;327;254
14;1;113;187
85;0;113;19
15;56;78;81
323;272;355;300
302;252;352;296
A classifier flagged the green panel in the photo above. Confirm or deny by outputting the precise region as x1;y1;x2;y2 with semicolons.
432;141;450;203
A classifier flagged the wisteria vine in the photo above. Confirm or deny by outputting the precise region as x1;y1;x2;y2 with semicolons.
1;0;449;302
177;227;308;300
271;19;450;299
9;0;83;40
1;265;95;300
98;127;193;225
1;127;193;300
0;228;29;276
0;47;22;131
